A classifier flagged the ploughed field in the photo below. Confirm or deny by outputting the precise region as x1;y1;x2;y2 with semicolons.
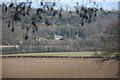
2;58;118;78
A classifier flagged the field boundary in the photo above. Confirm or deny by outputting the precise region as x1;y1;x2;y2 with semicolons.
1;56;102;58
0;52;100;58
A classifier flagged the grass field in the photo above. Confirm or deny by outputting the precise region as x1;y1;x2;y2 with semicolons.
0;52;97;57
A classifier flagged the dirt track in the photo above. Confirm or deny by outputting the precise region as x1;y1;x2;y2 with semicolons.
2;58;118;78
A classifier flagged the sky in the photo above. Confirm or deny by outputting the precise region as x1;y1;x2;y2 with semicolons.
0;0;119;10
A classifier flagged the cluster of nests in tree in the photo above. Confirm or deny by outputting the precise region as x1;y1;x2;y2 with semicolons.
2;1;104;40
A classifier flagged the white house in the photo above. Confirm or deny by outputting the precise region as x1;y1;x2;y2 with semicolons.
54;34;63;40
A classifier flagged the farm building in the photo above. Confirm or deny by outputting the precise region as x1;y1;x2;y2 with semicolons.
54;34;64;40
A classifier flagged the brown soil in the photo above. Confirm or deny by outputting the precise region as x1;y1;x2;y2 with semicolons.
2;58;118;78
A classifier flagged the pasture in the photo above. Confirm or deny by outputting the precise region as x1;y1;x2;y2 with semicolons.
0;52;98;58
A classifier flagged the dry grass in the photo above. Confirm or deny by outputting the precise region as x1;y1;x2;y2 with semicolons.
0;45;19;48
1;52;95;57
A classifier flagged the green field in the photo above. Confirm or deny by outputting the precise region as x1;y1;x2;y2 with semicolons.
0;52;97;57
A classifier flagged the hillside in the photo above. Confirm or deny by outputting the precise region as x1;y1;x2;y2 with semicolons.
1;3;118;53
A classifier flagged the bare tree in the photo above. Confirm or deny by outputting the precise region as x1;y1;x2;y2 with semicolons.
100;21;120;61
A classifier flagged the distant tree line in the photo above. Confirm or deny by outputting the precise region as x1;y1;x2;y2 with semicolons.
2;38;102;54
